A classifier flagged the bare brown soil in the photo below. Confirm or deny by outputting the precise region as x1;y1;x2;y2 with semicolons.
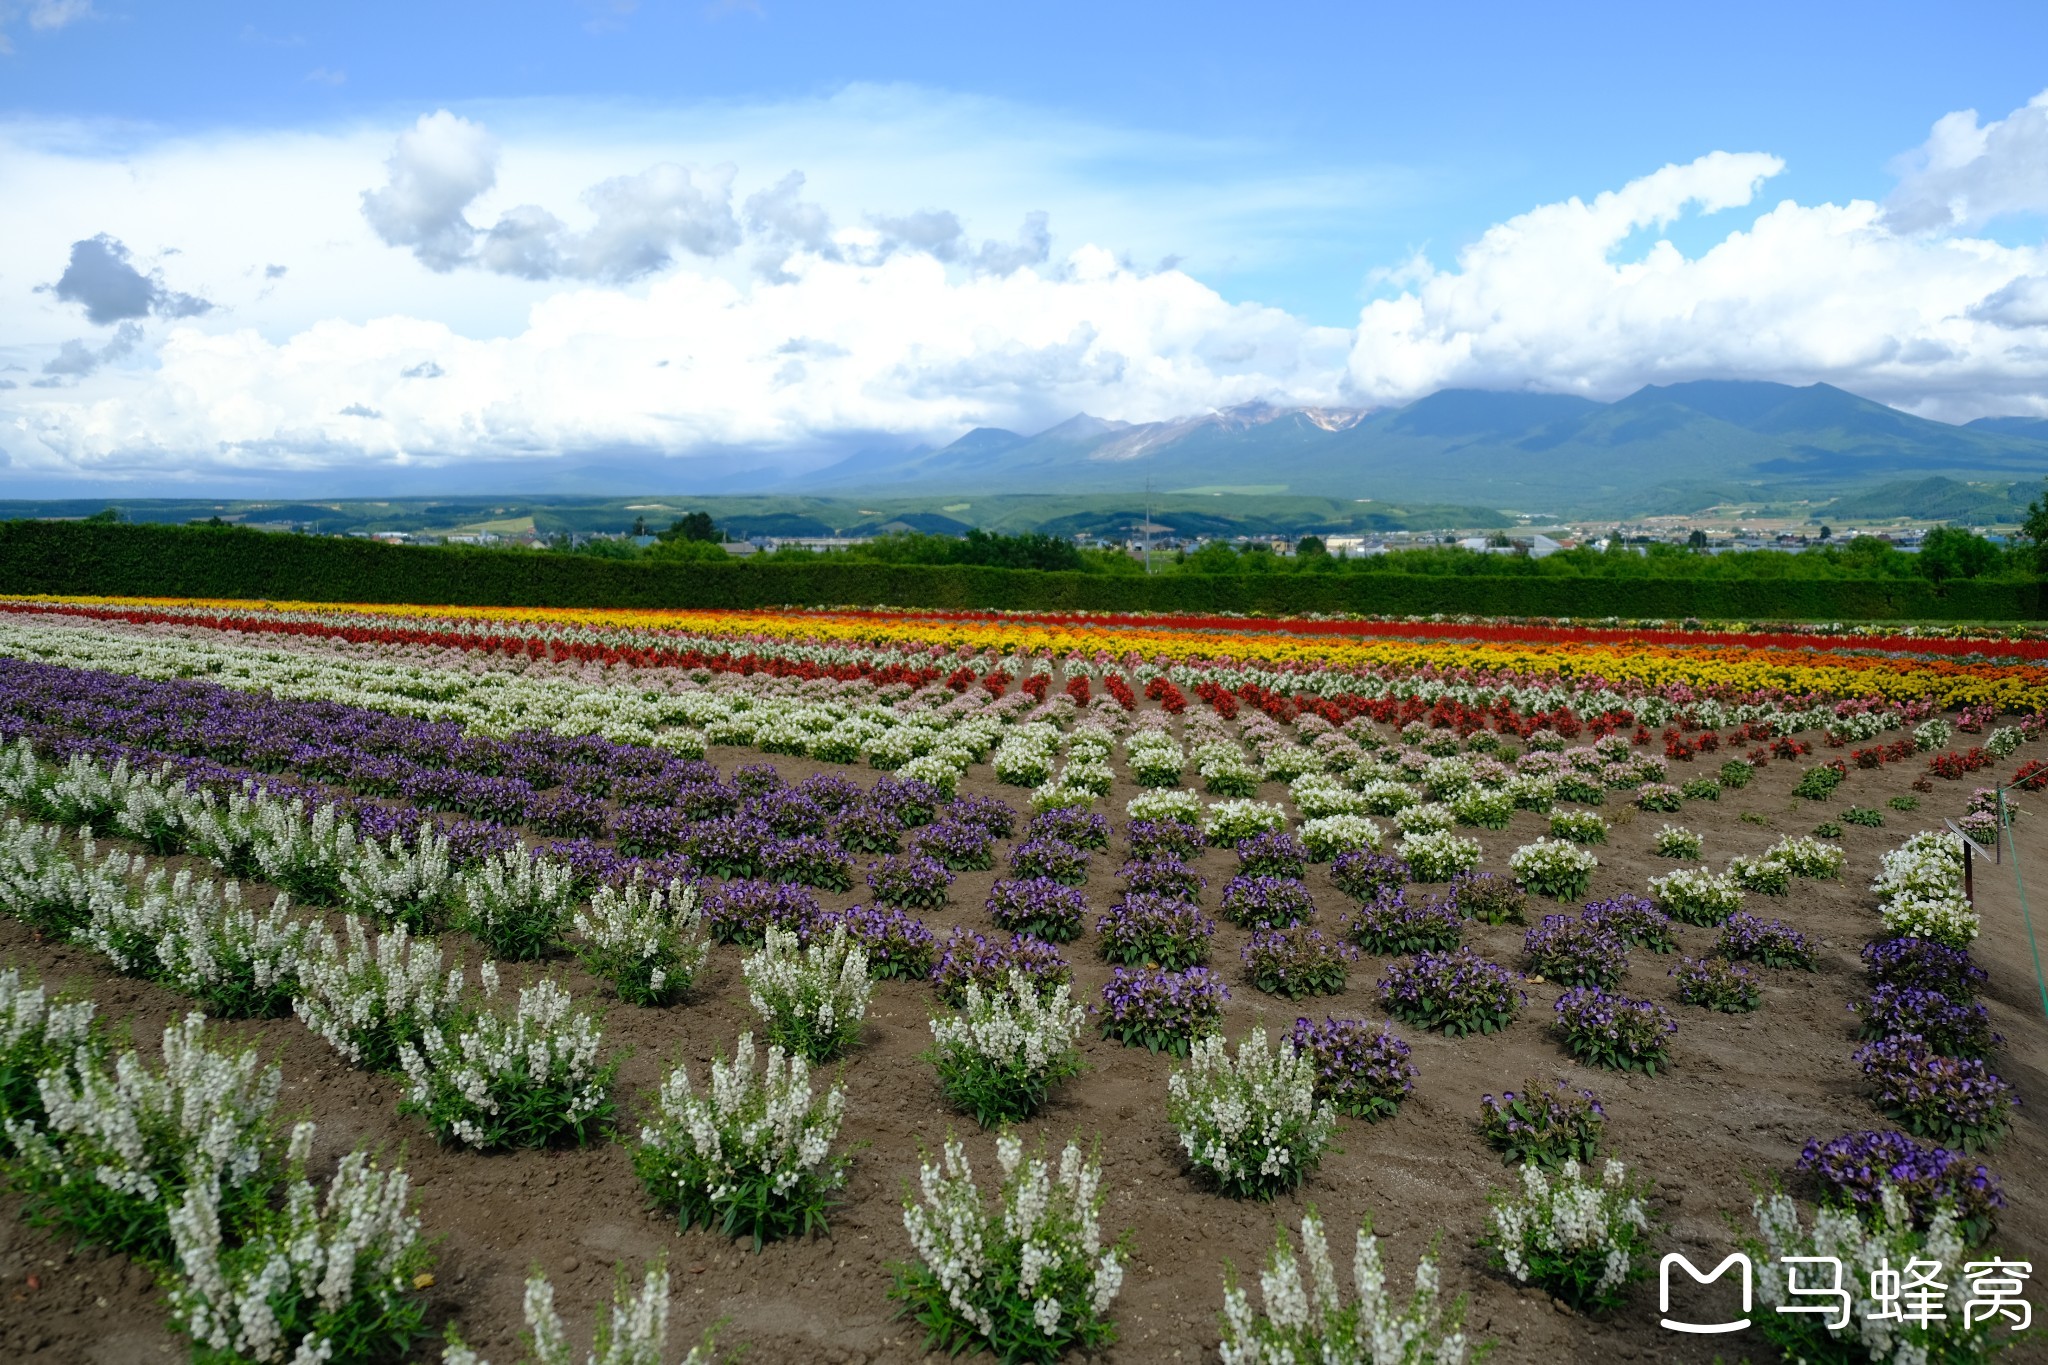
0;734;2042;1365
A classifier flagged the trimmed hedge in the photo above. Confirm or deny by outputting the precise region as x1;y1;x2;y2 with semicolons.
0;519;2040;621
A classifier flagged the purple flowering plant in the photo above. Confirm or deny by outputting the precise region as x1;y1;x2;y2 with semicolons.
682;815;773;878
1479;1080;1606;1168
1008;836;1089;886
828;805;902;856
985;877;1090;943
944;793;1017;838
730;762;785;797
1026;807;1110;852
1854;1035;2016;1153
1671;955;1762;1013
865;853;954;909
761;835;857;892
701;880;819;946
1377;948;1523;1037
1714;912;1815;970
1797;1129;2004;1243
748;789;828;838
528;789;608;839
1861;938;1987;999
816;904;938;981
1523;916;1630;989
610;805;695;859
1241;926;1356;998
1853;986;2001;1059
1094;966;1228;1055
1124;817;1203;862
1219;875;1316;929
908;819;994;870
1116;856;1205;904
1338;887;1461;955
931;928;1071;1006
1095;895;1214;970
1331;851;1411;902
1445;870;1527;926
1580;894;1677;954
1287;1017;1415;1120
1235;830;1309;880
1553;987;1677;1074
868;776;941;829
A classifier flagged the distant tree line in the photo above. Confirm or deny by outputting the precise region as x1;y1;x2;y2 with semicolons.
2;518;2037;620
540;488;2048;585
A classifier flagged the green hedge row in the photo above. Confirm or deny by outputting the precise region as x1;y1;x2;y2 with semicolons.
0;519;2040;621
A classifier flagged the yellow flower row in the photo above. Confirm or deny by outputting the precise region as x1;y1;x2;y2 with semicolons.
15;594;2048;711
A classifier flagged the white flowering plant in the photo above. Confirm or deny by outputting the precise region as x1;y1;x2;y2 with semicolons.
1168;1027;1337;1200
890;1134;1130;1364
154;873;311;1019
248;798;359;907
1392;803;1455;837
342;827;461;934
442;1259;719;1365
1882;892;1980;948
399;969;618;1151
1204;800;1291;846
1871;829;1976;947
1450;785;1515;831
0;965;102;1147
1398;831;1482;883
7;1013;283;1261
1764;833;1846;879
461;846;579;962
1299;815;1382;863
1651;824;1702;859
1218;1207;1474;1365
741;925;872;1063
1126;789;1204;825
1508;839;1598;900
1548;810;1609;845
0;816;127;939
296;917;466;1072
573;877;709;1007
1482;1157;1656;1315
1647;867;1744;926
924;972;1086;1128
1913;718;1954;752
167;1131;431;1365
634;1031;851;1250
1727;854;1793;896
1746;1183;2012;1365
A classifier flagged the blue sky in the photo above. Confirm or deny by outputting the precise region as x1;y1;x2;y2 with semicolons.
3;0;2047;492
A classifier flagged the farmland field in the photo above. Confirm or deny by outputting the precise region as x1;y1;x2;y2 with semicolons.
0;596;2042;1364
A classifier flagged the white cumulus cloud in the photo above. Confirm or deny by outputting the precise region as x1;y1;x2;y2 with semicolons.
1345;145;2048;418
1885;90;2048;232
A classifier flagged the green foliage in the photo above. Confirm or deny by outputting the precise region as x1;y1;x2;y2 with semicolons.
1791;764;1847;801
2;521;2039;620
1914;525;2003;582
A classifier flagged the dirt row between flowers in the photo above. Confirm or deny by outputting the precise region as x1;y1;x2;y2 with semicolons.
0;736;2043;1365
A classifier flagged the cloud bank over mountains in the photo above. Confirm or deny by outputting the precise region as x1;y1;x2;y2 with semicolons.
4;85;2048;487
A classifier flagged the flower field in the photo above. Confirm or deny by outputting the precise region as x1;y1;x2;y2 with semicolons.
0;595;2042;1364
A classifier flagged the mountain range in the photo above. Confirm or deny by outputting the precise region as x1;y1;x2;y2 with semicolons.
800;380;2048;515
